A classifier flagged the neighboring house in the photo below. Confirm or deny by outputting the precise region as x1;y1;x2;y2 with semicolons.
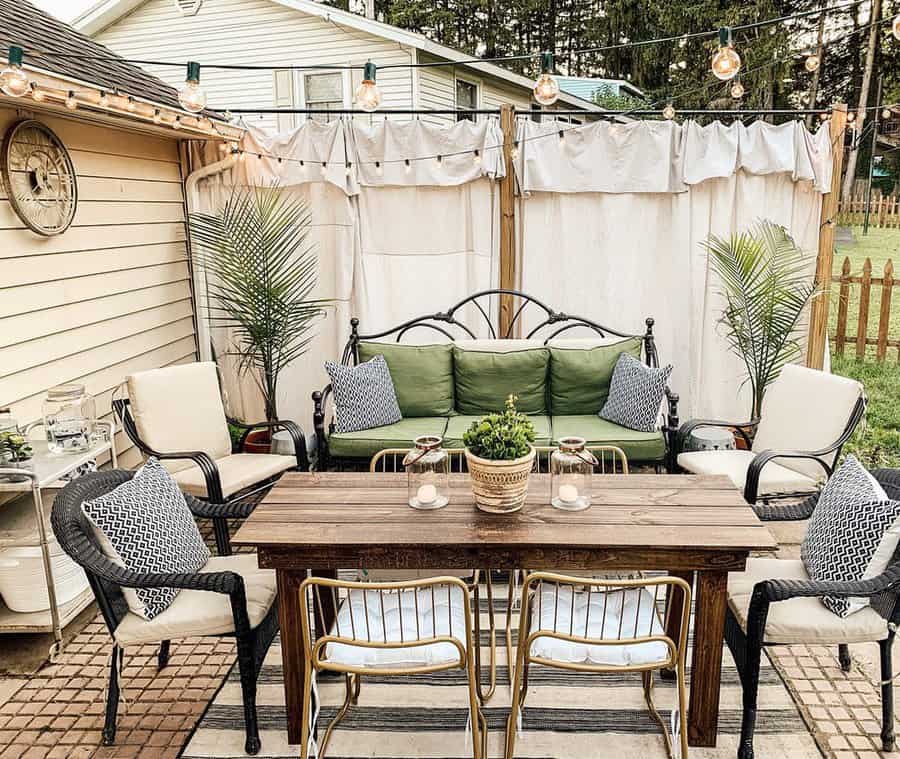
558;77;645;104
0;0;238;467
74;0;603;132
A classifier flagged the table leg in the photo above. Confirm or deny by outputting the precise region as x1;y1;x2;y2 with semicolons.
661;570;693;681
688;569;728;748
277;570;307;745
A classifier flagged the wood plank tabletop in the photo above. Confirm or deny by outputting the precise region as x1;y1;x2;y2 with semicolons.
233;472;778;559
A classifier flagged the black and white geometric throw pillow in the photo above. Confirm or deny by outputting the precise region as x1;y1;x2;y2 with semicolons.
801;455;900;617
81;458;211;620
599;353;672;433
325;355;402;434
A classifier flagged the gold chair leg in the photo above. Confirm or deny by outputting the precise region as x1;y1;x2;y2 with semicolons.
643;671;675;759
677;661;689;759
505;583;531;759
476;571;497;703
299;664;314;759
505;570;518;693
319;673;356;759
465;655;485;759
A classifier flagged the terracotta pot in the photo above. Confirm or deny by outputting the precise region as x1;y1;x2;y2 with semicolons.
243;429;272;454
465;446;536;514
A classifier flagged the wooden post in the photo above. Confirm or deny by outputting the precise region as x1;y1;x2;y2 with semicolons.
856;257;872;359
498;103;517;337
835;256;851;356
808;104;847;369
877;259;894;361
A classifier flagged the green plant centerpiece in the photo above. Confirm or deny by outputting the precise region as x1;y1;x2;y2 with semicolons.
463;395;537;514
703;219;819;421
0;431;33;482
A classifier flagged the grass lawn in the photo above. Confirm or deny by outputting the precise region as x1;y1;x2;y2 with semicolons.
830;225;900;468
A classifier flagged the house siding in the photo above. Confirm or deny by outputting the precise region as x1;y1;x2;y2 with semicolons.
94;0;416;133
0;107;197;468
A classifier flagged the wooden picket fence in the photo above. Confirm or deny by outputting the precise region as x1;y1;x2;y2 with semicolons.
837;194;900;228
832;256;899;361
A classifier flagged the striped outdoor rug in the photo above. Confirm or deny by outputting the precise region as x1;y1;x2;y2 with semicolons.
182;585;820;759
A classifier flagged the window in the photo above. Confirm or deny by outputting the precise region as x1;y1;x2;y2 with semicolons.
456;78;479;121
530;103;542;123
304;72;344;122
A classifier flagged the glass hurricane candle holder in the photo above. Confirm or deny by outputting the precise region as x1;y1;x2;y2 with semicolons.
42;384;96;454
403;435;449;510
550;436;597;511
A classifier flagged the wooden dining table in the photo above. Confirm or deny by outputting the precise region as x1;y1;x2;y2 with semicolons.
232;471;777;748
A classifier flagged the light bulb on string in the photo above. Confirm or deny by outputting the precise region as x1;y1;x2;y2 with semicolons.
126;96;137;112
662;102;676;120
893;14;900;41
30;83;44;102
805;53;820;73
65;91;77;110
375;161;383;177
847;110;856;123
152;109;163;124
178;61;207;113
320;162;328;176
558;129;565;146
819;111;829;122
533;51;560;106
345;162;352;177
435;155;443;167
98;90;110;108
511;141;520;160
884;108;892;120
172;116;182;130
711;27;741;81
354;61;382;112
730;79;744;99
472;149;481;165
404;158;411;174
1;46;30;98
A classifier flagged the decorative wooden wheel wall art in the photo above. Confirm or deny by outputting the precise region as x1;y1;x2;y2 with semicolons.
1;119;78;236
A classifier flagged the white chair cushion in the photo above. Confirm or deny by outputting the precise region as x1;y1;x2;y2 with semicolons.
752;364;863;481
727;557;888;645
677;449;818;496
127;362;232;475
174;453;295;498
325;586;468;668
529;585;670;666
113;554;276;646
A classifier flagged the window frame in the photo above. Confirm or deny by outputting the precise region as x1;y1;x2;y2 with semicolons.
298;69;350;123
453;74;482;121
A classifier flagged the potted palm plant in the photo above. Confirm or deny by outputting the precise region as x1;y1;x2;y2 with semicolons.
703;219;819;438
190;186;328;452
463;395;536;513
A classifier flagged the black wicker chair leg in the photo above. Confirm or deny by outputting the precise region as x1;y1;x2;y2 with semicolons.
236;635;262;755
102;645;121;746
158;640;171;670
839;643;852;672
881;634;896;752
212;517;232;557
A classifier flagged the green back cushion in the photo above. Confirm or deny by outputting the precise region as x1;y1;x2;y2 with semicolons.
357;341;454;417
549;337;643;415
453;347;550;415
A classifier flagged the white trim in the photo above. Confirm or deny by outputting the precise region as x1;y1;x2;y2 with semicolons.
75;0;601;112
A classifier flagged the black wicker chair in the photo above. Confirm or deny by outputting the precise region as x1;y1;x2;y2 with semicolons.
726;468;900;759
51;470;279;756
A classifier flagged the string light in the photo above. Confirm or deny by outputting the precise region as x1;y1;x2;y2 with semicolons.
893;14;900;41
30;83;45;102
375;160;383;176
730;79;744;99
711;27;741;81
404;158;411;173
819;111;829;121
533;51;560;106
320;161;327;176
883;108;892;119
172;116;182;130
345;162;352;176
663;103;676;120
558;129;566;145
65;90;77;110
472;149;481;165
126;95;137;112
435;154;443;167
511;141;520;159
178;61;207;113
805;52;820;73
152;108;162;124
355;61;382;112
1;46;29;97
98;90;110;108
847;110;856;122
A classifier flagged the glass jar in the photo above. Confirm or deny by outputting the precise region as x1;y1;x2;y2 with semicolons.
0;408;17;435
43;384;96;454
403;435;449;510
550;436;597;511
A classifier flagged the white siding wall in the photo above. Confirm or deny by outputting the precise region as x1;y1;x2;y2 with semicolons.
94;0;416;132
0;107;197;468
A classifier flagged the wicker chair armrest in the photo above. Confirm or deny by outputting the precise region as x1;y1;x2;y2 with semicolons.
757;566;900;603
184;492;255;520
752;492;819;522
677;418;758;451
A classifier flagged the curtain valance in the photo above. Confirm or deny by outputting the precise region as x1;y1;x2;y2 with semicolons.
514;118;833;194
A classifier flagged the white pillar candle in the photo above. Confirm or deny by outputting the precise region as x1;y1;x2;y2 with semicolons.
558;483;579;504
417;483;438;505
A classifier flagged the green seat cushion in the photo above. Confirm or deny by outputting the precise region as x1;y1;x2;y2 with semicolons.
357;341;454;417
443;415;552;449
328;417;448;460
549;337;643;415
551;415;666;463
453;347;549;415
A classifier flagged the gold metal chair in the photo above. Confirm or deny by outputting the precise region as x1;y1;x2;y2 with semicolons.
368;447;496;703
299;575;488;759
506;572;691;759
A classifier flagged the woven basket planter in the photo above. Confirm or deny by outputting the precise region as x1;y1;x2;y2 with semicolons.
465;446;536;514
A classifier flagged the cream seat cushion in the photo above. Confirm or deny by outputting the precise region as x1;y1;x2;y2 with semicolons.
727;557;887;645
677;449;819;496
325;585;468;668
751;364;863;481
529;585;670;666
114;554;276;646
174;453;295;498
127;362;232;475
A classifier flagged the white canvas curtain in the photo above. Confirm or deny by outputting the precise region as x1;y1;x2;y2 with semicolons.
514;118;831;420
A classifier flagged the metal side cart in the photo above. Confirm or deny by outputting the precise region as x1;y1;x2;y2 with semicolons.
0;420;116;660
